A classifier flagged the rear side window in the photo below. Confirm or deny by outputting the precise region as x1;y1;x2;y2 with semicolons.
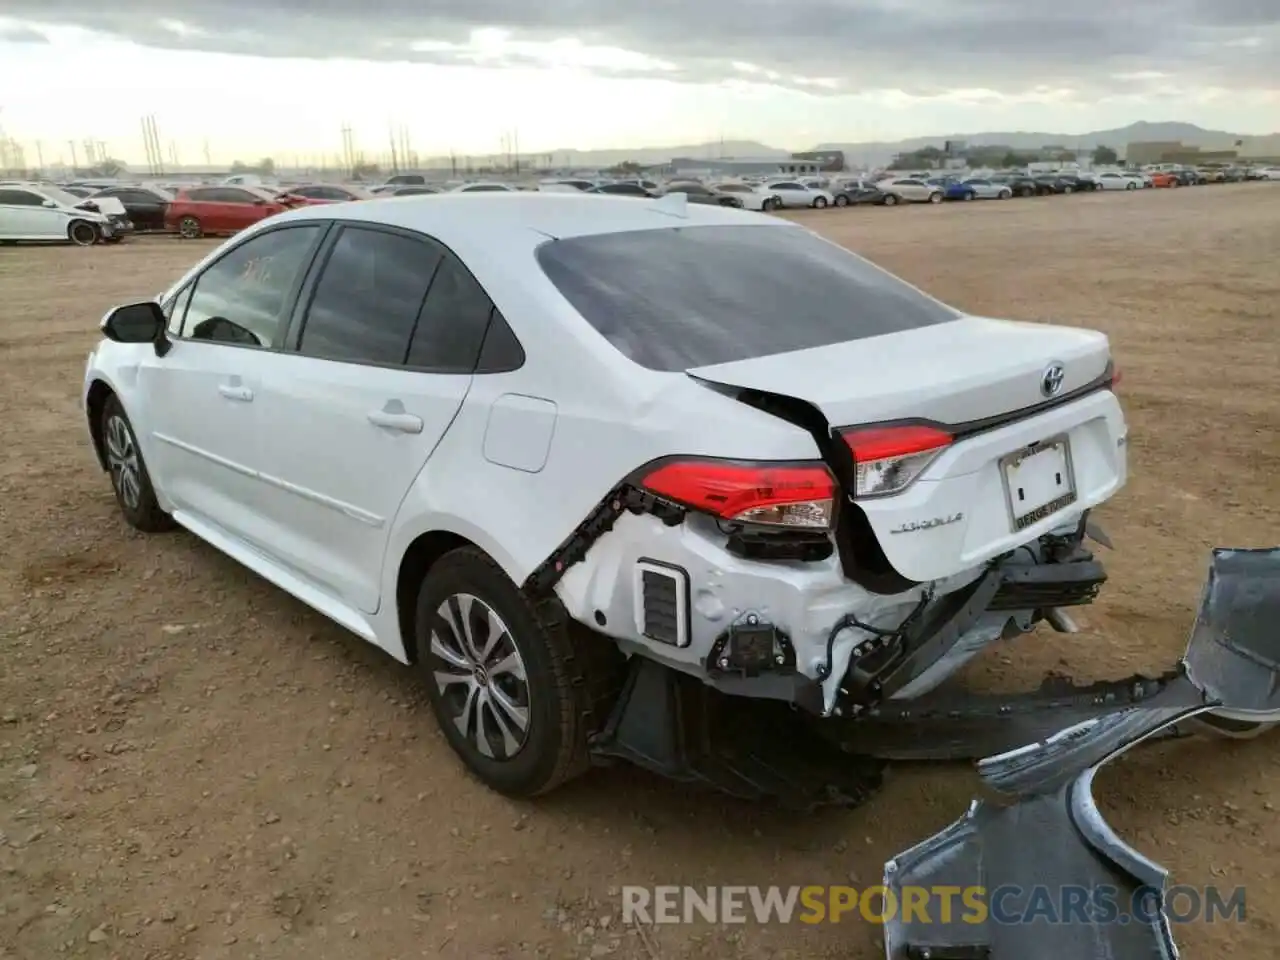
535;224;958;371
405;253;495;371
298;226;443;365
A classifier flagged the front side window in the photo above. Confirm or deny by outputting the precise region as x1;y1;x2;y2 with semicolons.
297;226;443;365
182;226;320;346
536;224;958;372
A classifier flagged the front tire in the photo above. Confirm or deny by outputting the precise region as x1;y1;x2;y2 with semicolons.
834;194;849;207
998;189;1012;200
178;216;202;239
812;196;829;209
928;192;942;203
883;193;898;206
101;395;176;533
415;548;617;797
68;220;98;247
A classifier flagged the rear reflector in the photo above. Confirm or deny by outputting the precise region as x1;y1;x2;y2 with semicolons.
840;425;953;498
640;460;836;529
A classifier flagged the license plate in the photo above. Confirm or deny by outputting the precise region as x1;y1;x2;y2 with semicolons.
1001;436;1077;531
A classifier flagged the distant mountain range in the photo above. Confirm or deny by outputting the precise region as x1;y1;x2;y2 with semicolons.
527;122;1278;170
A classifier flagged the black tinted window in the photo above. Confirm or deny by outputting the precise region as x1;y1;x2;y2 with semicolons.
406;253;494;372
462;185;509;192
183;226;320;346
186;188;218;201
536;225;958;371
299;227;442;365
0;189;42;206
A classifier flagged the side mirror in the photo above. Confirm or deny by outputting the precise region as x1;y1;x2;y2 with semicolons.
43;199;58;208
101;302;170;356
252;198;267;206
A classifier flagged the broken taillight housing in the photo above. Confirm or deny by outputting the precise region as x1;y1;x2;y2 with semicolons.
640;460;836;529
840;424;953;498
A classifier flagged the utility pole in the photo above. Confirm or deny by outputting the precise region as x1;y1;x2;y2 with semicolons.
203;139;212;166
68;140;79;172
35;141;44;173
388;123;399;174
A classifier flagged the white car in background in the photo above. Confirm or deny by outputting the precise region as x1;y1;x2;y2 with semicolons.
1095;172;1140;191
1123;171;1153;187
0;182;115;245
452;182;522;193
1254;167;1280;181
712;182;784;211
760;180;836;209
961;178;1014;200
875;177;944;204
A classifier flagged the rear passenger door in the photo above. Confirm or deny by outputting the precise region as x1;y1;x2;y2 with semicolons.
252;223;503;613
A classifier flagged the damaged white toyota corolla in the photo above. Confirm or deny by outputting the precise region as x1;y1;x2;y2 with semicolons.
84;193;1278;959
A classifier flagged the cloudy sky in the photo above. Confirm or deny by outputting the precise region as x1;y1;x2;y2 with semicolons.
0;1;1276;166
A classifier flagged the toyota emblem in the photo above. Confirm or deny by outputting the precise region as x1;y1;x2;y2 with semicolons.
1041;362;1066;398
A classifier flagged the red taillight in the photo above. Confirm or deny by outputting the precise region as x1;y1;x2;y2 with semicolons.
840;425;952;498
640;460;836;529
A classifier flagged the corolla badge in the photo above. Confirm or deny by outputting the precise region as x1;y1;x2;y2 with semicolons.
889;513;964;535
1041;362;1066;398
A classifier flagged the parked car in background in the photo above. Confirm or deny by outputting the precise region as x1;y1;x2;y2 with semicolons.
1054;174;1100;193
830;184;891;207
451;183;522;193
164;185;290;238
760;180;836;209
88;184;174;232
1198;167;1226;184
1147;171;1178;188
387;186;440;196
711;182;782;211
961;177;1014;200
588;183;656;198
276;184;373;206
74;195;134;241
60;186;96;199
1250;166;1280;181
1170;168;1203;186
990;174;1041;197
875;178;943;205
0;183;116;245
659;182;743;207
539;179;597;192
927;178;975;201
1096;172;1140;191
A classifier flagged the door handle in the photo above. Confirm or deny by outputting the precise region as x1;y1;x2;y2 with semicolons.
218;384;253;402
367;410;423;434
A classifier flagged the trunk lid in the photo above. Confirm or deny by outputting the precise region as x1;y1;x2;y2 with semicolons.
688;316;1126;584
685;315;1110;428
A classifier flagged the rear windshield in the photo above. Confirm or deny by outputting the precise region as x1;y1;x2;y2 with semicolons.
535;224;958;371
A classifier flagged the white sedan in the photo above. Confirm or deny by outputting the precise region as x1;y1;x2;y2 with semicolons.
83;191;1128;804
0;183;116;245
760;180;836;209
961;178;1013;200
712;182;784;211
1095;172;1140;191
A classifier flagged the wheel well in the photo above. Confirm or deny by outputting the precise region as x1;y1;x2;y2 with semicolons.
396;531;474;663
85;380;115;469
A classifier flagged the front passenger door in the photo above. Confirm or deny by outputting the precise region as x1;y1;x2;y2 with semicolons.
252;225;495;613
140;224;325;542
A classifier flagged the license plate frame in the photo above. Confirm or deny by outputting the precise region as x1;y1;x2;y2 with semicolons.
1000;434;1078;531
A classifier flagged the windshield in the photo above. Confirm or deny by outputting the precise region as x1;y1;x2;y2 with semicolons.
536;224;958;371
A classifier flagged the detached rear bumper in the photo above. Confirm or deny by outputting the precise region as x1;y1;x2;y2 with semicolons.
882;546;1280;959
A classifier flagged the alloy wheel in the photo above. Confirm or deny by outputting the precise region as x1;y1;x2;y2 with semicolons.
429;593;531;761
105;414;141;510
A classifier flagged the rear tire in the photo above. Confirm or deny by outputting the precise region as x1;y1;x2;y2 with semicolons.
414;547;621;797
178;216;202;239
100;395;176;533
963;191;975;201
834;195;849;207
67;220;98;247
883;193;898;206
998;189;1012;200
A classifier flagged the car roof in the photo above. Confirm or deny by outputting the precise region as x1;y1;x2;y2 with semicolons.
267;191;787;241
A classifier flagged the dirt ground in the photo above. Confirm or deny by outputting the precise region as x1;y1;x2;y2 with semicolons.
1;184;1277;960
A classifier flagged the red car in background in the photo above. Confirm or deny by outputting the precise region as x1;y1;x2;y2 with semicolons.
164;185;291;238
273;184;373;206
